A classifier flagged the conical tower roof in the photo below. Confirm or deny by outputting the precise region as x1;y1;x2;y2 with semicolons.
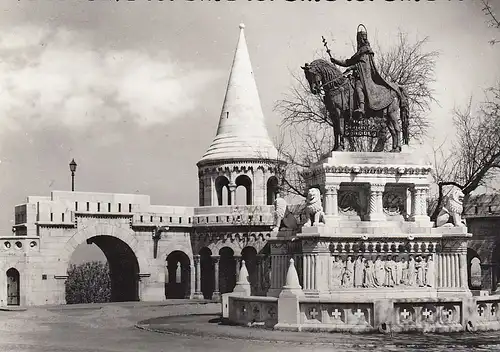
198;24;279;166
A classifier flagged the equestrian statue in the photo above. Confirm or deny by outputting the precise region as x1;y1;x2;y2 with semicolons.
301;24;410;152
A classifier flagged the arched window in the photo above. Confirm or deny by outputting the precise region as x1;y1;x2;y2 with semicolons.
215;176;230;205
266;176;279;205
235;175;252;205
467;248;482;289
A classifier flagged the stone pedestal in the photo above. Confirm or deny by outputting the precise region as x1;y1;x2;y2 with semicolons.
299;233;331;295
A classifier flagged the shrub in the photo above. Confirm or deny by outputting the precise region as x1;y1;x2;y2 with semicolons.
65;261;111;304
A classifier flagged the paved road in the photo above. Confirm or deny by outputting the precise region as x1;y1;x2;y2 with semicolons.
0;301;499;351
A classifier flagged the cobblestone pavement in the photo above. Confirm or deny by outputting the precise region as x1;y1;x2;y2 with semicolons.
0;301;499;351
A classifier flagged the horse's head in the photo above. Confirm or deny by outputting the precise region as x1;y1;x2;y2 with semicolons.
302;59;344;95
301;62;322;95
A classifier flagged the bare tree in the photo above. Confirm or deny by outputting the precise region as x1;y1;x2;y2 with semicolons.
482;0;500;45
274;29;439;193
430;87;500;221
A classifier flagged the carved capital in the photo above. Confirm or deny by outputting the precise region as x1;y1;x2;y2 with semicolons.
194;255;200;265
370;183;386;193
325;184;340;195
212;255;220;264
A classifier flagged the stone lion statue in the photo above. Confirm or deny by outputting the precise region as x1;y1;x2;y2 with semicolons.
435;187;466;228
303;187;325;227
273;195;298;232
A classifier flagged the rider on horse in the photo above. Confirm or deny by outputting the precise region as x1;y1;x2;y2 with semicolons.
329;24;398;119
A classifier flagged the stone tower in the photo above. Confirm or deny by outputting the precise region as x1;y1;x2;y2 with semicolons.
197;24;284;207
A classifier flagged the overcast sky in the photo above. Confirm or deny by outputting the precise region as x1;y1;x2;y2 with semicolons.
0;0;499;245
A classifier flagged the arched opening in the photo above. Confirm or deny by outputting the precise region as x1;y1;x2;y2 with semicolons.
267;176;279;205
166;251;191;299
6;268;20;306
215;176;230;205
235;175;252;205
199;247;214;299
241;246;258;295
491;244;500;291
219;247;236;294
69;235;140;302
467;248;482;289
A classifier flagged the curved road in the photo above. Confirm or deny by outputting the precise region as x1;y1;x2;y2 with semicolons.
0;301;498;352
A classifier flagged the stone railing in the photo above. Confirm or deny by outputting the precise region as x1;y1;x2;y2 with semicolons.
131;212;193;227
226;295;278;328
192;205;274;227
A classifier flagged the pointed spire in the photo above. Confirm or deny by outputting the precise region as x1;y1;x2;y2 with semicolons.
198;23;279;165
283;259;302;291
233;260;251;296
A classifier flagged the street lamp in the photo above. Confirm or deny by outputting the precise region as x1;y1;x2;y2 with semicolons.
69;159;77;191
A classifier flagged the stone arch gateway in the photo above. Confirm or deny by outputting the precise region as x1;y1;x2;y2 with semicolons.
1;24;279;307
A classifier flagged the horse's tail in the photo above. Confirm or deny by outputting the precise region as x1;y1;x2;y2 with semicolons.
397;85;410;145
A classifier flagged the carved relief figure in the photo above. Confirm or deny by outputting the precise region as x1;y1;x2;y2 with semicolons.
415;255;424;287
342;256;354;288
354;255;365;287
303;188;325;227
374;256;386;287
400;257;409;285
436;187;466;228
331;256;344;288
425;255;435;287
364;258;376;288
407;255;416;286
385;255;396;287
394;255;403;286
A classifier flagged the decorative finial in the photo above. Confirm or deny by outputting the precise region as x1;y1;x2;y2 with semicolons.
239;23;245;29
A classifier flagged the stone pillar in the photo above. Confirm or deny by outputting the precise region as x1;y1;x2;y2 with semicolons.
459;250;468;290
301;239;331;294
235;256;241;282
193;255;203;299
212;256;221;301
324;184;340;218
210;176;216;206
228;184;236;206
368;183;385;221
268;241;289;297
410;185;430;221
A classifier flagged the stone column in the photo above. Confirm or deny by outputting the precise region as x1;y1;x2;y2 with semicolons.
324;184;340;217
210;176;216;206
368;183;385;221
411;185;430;221
256;255;262;295
228;184;236;206
193;255;203;299
212;256;220;301
235;256;241;283
459;250;468;290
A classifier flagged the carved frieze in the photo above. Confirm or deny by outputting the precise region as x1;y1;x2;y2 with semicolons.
331;253;436;289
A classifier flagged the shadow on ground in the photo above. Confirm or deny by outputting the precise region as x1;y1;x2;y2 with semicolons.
137;314;500;349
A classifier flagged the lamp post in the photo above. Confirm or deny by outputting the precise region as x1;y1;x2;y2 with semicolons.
69;159;77;191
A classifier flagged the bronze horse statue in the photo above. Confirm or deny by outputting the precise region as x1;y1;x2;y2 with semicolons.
302;59;409;152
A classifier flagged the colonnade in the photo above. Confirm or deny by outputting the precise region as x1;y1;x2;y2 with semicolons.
192;253;270;299
322;183;429;221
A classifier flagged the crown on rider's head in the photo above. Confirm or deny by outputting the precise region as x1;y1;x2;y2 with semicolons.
357;24;368;34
